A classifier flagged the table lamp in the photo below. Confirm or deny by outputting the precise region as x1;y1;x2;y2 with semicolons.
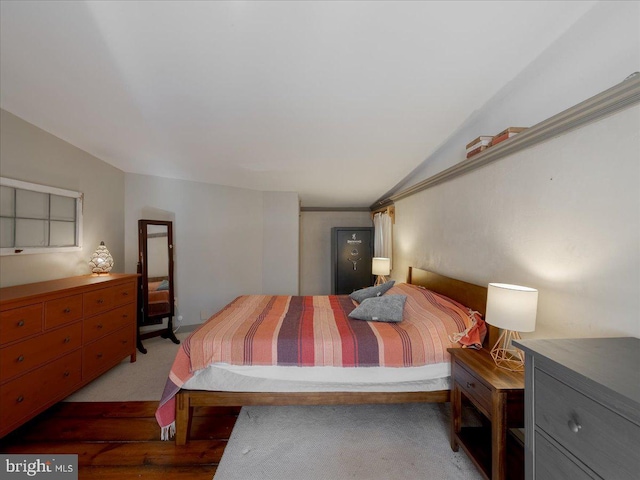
485;283;538;371
372;257;390;286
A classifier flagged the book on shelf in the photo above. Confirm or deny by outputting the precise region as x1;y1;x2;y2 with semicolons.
490;127;528;146
465;135;493;151
466;145;488;159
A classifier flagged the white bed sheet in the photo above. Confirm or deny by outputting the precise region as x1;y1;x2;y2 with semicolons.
182;362;452;393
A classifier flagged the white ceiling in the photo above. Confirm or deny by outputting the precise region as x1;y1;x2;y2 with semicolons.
0;1;596;208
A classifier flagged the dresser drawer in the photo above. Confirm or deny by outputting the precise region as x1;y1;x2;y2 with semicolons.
0;322;82;381
535;369;640;480
112;281;136;307
0;304;43;345
534;432;598;480
83;303;135;343
84;287;115;317
83;326;133;379
45;294;83;329
0;349;82;434
455;361;492;414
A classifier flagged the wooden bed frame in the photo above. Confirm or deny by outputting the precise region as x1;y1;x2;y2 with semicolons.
174;267;496;445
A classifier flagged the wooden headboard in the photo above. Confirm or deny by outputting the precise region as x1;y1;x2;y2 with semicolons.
407;266;497;348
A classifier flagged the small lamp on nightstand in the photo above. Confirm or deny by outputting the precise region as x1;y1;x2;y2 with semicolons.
485;283;538;372
372;257;390;286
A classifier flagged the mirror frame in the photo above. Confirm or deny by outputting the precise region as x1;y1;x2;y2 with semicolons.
137;219;179;352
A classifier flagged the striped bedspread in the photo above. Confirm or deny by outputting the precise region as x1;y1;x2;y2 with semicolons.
155;283;485;439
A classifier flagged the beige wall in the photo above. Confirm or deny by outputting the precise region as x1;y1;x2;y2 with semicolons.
388;2;640;340
0;109;125;287
299;211;372;295
124;174;300;327
392;105;639;340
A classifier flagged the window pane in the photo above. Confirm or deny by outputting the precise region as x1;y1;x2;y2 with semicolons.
0;186;15;217
50;195;76;221
15;189;49;219
0;217;14;248
50;221;76;246
15;219;48;246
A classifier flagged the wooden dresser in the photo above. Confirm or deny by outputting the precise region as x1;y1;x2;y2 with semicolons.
0;274;138;437
514;337;640;480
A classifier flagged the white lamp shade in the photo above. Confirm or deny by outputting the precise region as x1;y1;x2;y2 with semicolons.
485;283;538;332
372;257;390;276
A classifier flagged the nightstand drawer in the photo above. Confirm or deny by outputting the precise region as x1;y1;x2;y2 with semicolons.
534;432;597;480
456;362;492;414
535;369;640;480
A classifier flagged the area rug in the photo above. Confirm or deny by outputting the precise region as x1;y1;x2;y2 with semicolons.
213;403;482;480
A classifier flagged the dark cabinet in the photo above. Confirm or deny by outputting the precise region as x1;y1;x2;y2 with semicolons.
331;227;374;294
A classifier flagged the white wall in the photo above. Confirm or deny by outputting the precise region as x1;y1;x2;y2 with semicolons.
389;1;640;340
299;211;372;295
125;174;299;327
0;109;125;287
262;191;300;295
386;1;639;198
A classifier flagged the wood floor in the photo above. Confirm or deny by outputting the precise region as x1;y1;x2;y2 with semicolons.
0;401;240;479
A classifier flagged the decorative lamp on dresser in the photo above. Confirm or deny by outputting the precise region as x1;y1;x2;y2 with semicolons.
0;274;138;438
514;337;640;480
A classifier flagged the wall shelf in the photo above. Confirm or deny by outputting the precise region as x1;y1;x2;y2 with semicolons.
371;74;640;209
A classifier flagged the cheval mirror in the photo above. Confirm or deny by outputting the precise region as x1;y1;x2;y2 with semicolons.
137;219;180;353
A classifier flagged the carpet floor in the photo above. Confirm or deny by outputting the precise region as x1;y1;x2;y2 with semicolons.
213;403;483;480
64;331;188;402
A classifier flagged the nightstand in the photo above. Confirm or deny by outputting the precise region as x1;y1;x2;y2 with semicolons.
448;347;525;480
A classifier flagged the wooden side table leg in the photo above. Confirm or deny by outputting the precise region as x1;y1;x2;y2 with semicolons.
451;383;461;452
491;391;507;480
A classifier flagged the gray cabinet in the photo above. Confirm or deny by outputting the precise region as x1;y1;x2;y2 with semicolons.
331;227;374;294
514;337;640;480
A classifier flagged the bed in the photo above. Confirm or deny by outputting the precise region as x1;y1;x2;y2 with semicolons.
157;267;497;444
147;278;171;317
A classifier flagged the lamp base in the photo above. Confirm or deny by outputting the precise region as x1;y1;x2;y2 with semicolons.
490;329;525;372
374;275;388;286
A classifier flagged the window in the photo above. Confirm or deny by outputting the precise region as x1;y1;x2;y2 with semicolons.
0;177;83;255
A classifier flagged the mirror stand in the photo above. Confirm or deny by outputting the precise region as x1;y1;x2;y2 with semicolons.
137;219;180;354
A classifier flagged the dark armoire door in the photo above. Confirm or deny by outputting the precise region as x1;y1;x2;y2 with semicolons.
331;227;374;294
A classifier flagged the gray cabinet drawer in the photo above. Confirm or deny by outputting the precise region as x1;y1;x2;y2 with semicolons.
535;369;640;480
534;432;598;480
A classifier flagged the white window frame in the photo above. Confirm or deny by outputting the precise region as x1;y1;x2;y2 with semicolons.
0;177;83;256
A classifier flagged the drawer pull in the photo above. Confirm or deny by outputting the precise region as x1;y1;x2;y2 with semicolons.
568;419;582;434
17;354;25;363
466;382;474;389
63;371;70;377
97;299;104;304
122;314;128;319
63;308;71;313
122;292;129;296
97;353;103;359
97;324;103;329
63;336;71;343
17;319;25;327
16;395;24;403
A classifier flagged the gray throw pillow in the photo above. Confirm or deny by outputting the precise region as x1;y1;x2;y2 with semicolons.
348;295;407;323
349;280;395;303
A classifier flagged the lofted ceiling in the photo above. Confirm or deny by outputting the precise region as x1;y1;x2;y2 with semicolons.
0;1;596;208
